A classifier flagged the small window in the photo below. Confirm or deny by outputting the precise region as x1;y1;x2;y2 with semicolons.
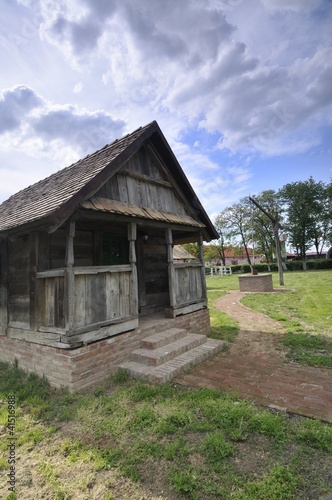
103;234;129;265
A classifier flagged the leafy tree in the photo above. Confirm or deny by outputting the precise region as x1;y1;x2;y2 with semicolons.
278;177;326;269
215;198;253;267
312;179;332;253
182;243;199;259
203;243;222;264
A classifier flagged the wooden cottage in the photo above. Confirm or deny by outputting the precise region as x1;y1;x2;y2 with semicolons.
0;121;222;390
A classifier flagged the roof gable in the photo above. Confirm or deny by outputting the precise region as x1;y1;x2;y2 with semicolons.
0;121;218;240
95;145;195;219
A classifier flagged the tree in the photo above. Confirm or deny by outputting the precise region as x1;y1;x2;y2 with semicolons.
278;177;326;269
249;194;285;285
215;198;253;268
311;180;332;254
249;190;279;270
182;243;199;259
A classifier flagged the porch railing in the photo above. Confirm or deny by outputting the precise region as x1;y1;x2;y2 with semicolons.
37;265;137;334
173;263;205;305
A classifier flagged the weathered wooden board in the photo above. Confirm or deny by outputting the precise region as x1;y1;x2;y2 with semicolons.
8;236;30;329
174;264;205;305
0;239;8;327
138;234;169;314
96;145;192;218
73;268;133;329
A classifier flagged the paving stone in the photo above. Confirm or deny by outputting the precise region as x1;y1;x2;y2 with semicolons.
176;290;332;423
119;339;227;384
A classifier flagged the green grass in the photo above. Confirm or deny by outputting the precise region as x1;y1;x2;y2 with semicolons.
0;269;331;497
239;270;332;366
206;272;241;290
207;290;239;342
206;269;332;367
0;365;331;499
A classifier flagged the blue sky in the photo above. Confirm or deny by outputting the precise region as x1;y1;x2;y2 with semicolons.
1;0;332;221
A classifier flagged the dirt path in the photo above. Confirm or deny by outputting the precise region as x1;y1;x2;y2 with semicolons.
176;290;332;422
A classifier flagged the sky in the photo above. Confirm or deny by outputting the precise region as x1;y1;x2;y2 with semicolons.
1;0;332;221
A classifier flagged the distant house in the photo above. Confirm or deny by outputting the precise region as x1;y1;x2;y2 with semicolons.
173;245;198;263
205;246;256;266
0;121;220;390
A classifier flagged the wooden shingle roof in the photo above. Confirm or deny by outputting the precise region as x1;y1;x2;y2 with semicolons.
0;121;218;240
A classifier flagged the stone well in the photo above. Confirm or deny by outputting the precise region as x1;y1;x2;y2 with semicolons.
238;273;273;292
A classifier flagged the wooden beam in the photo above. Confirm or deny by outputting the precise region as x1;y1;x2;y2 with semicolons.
165;228;176;308
198;232;207;300
64;220;76;332
120;168;173;189
128;222;138;316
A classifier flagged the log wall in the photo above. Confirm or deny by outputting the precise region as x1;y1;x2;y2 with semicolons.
8;236;30;330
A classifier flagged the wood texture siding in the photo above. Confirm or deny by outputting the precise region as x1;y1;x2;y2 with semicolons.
137;234;169;315
8;236;30;329
97;147;191;218
37;266;135;334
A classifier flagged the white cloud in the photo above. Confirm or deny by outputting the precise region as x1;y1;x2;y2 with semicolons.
0;85;42;133
1;0;332;206
73;81;83;94
29;0;332;159
260;0;324;12
0;84;126;164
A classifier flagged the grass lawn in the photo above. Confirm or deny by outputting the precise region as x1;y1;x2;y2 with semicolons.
0;363;332;499
0;269;331;499
206;269;332;367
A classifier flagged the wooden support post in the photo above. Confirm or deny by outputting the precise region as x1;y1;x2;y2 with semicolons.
128;222;138;316
64;220;76;333
166;228;176;309
198;232;207;300
249;196;285;286
35;231;49;330
0;238;8;330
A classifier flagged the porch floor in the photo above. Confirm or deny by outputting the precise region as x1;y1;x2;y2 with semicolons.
138;312;171;333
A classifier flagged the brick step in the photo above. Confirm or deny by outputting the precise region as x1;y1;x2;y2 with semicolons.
141;328;187;350
131;333;207;366
118;339;227;384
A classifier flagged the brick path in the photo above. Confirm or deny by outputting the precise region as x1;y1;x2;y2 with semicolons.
176;290;332;422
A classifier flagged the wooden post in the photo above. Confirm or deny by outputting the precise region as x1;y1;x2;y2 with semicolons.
249;196;285;286
0;238;8;330
166;228;176;309
64;220;76;333
198;232;207;300
128;222;138;316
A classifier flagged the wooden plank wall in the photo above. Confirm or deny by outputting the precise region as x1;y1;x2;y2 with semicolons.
49;229;94;268
97;147;189;216
138;234;169;314
0;239;8;328
74;270;132;329
174;265;204;305
8;236;30;329
39;276;65;329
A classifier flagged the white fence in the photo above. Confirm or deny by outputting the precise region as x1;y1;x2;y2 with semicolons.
208;266;232;277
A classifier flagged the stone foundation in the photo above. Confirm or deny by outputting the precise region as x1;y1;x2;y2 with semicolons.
0;308;210;392
238;273;273;292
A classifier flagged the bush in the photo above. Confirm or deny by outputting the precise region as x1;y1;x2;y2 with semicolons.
206;259;332;275
286;259;332;271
